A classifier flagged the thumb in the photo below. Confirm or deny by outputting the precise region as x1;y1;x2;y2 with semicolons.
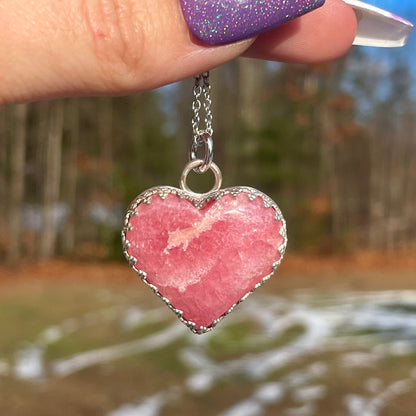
0;0;254;105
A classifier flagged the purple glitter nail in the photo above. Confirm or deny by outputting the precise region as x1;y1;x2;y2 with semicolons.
180;0;326;45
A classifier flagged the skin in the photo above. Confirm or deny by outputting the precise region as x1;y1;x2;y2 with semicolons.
0;0;357;105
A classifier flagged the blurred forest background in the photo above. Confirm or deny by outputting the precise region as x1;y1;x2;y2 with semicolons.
1;48;415;264
0;4;415;416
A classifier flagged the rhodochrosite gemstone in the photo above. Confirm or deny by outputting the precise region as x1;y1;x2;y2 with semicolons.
123;187;286;333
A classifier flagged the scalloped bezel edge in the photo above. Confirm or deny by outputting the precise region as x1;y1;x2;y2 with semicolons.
121;185;287;335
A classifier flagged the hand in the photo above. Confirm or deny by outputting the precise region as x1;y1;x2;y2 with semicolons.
0;0;356;105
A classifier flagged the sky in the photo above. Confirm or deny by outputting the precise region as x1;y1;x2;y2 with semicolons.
348;0;415;100
362;0;415;57
159;0;415;125
366;0;415;18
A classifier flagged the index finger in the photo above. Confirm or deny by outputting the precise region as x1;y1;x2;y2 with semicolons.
0;0;356;105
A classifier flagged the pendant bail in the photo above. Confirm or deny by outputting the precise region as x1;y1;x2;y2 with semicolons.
180;159;222;196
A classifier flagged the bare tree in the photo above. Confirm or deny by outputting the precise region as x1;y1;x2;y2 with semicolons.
60;99;80;254
237;59;264;181
7;104;28;264
39;101;64;259
0;107;8;229
98;98;113;174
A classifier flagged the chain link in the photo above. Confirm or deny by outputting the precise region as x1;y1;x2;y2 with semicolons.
192;72;213;139
190;71;214;173
180;71;223;190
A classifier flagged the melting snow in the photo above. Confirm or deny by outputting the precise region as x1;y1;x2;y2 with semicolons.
14;346;44;380
52;324;186;377
292;384;327;402
6;289;415;416
0;359;10;376
108;394;166;416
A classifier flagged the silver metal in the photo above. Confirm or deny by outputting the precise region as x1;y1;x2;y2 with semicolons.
189;132;214;173
121;185;287;334
191;72;214;173
122;71;288;335
192;72;213;139
180;159;222;196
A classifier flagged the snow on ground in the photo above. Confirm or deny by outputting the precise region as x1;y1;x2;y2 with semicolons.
6;289;416;416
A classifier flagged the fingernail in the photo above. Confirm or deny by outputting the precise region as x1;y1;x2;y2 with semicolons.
180;0;326;46
343;0;414;47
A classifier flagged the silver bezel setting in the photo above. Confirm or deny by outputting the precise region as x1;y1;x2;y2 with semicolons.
122;185;287;335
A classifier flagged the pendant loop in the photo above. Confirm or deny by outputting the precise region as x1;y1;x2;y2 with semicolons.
180;159;222;195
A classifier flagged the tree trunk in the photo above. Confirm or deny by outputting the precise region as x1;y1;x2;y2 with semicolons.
319;102;343;244
402;114;416;247
98;97;113;188
39;101;64;259
61;99;79;255
7;104;28;264
0;107;8;230
237;59;264;182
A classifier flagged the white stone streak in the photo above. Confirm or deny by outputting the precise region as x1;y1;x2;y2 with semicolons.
165;203;242;252
126;188;287;326
166;209;221;252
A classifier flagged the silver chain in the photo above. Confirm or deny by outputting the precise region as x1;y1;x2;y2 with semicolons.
180;71;223;193
192;72;213;139
190;72;214;173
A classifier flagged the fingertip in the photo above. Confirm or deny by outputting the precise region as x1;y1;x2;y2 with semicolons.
316;0;357;61
0;0;357;104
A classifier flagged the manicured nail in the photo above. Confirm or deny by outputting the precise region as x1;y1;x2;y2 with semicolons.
180;0;326;46
343;0;414;47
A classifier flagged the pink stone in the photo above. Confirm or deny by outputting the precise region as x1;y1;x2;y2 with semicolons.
124;188;286;333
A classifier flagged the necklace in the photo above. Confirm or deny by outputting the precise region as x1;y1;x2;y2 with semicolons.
122;72;287;334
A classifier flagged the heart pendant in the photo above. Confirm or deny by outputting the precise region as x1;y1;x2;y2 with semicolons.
122;186;287;334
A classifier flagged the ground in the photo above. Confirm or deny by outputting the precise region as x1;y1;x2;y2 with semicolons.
0;252;414;416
